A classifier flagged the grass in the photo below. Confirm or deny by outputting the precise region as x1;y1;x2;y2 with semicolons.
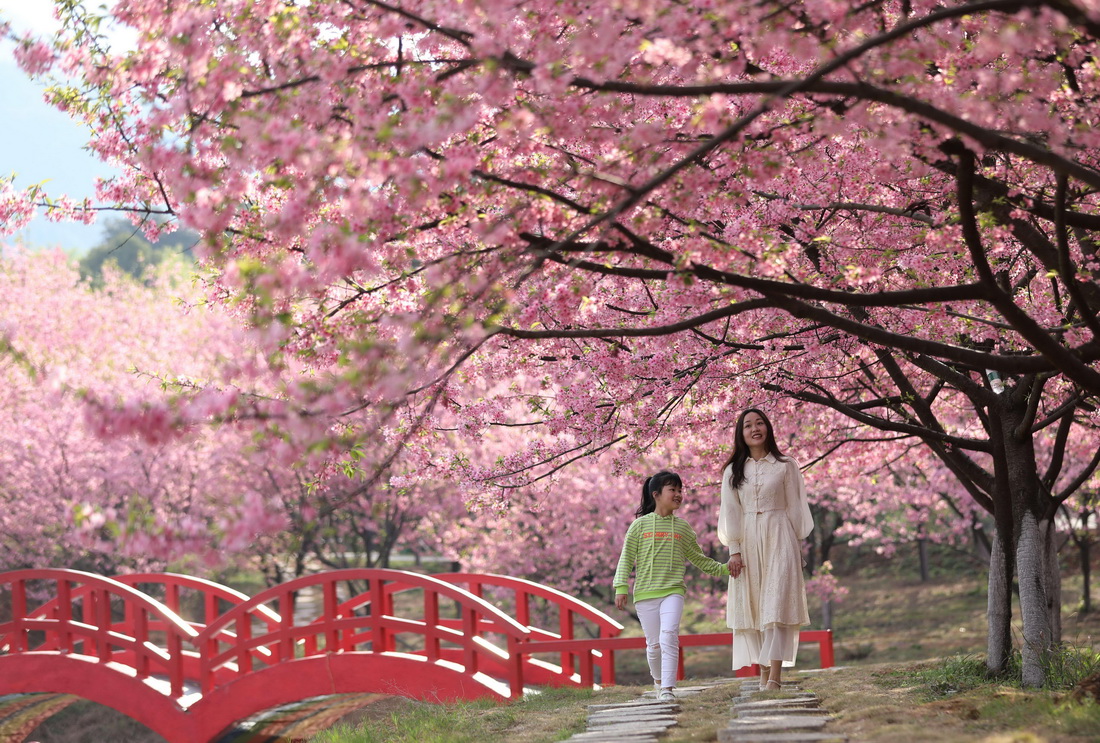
812;660;1100;742
307;664;1100;743
310;686;617;743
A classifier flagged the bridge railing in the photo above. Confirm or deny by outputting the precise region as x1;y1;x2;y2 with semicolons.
429;573;625;685
113;572;281;630
196;568;534;699
0;569;198;699
519;628;836;684
19;571;283;684
1;567;835;709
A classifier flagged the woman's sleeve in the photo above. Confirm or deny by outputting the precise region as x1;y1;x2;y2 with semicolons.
785;458;814;540
717;464;743;554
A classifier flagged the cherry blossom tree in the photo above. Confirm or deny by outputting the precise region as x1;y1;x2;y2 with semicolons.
0;248;297;571
6;0;1100;685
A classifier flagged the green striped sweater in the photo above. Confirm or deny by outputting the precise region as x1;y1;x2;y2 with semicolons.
613;512;728;602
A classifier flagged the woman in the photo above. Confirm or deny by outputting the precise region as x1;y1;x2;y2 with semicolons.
718;408;814;690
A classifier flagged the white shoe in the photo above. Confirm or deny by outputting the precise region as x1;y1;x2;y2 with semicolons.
657;689;676;702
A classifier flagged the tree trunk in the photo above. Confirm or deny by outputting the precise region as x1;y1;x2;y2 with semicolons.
992;394;1055;687
1041;519;1062;644
972;521;992;564
1017;510;1053;687
1083;538;1093;615
987;530;1012;675
918;537;930;582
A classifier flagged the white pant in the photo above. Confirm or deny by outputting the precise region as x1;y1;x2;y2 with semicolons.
635;594;684;688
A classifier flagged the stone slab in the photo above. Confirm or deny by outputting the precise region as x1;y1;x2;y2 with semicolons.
738;707;832;718
568;735;660;742
588;706;677;716
588;706;677;717
738;695;816;704
640;683;720;697
718;731;847;743
588;709;676;718
723;715;830;731
682;678;734;691
587;700;677;712
574;720;677;735
735;705;823;716
587;713;677;726
734;698;821;712
741;687;805;695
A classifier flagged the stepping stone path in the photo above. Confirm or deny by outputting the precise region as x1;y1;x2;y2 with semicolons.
718;678;848;743
564;677;848;742
563;680;732;742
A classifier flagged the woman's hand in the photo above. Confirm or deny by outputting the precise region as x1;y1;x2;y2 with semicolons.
615;594;627;611
729;553;744;579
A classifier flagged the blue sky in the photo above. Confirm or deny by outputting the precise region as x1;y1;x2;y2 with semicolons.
1;1;122;253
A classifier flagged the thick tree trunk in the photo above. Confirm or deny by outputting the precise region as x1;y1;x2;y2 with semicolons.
1017;510;1053;687
987;530;1012;675
991;395;1055;687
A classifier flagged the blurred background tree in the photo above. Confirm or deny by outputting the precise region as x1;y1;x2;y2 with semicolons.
78;216;198;283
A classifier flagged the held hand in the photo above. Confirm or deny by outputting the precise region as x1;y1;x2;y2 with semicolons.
728;554;744;579
615;594;627;611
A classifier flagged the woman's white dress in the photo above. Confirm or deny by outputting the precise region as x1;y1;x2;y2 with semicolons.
718;454;814;670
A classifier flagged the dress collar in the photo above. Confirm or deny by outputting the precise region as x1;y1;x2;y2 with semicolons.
748;452;777;464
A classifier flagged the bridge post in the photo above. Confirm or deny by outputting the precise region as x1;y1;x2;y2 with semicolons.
323;580;339;651
279;588;295;661
369;577;390;652
515;588;530;627
93;587;111;660
10;579;27;652
559;606;575;680
425;588;441;660
57;579;73;653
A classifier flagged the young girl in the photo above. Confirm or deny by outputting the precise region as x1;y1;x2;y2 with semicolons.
614;470;731;701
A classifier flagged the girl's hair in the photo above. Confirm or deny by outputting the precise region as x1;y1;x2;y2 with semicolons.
636;470;683;517
723;408;787;489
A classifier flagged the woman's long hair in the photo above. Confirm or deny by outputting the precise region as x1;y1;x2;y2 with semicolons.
636;470;683;517
722;408;786;489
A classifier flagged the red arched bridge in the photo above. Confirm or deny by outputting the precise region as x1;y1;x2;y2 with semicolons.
0;568;834;742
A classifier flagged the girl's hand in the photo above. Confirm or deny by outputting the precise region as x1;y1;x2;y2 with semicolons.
615;594;627;611
729;554;744;579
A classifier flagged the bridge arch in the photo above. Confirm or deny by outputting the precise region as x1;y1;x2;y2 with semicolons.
0;653;199;742
1;567;536;742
